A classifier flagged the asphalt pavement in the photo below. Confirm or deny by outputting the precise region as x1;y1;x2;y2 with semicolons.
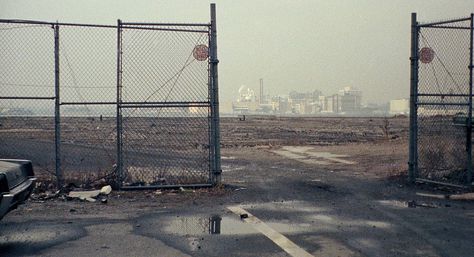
1;147;474;257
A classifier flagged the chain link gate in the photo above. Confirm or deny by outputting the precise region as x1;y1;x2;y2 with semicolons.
115;4;221;189
117;17;219;188
0;4;221;189
409;13;474;187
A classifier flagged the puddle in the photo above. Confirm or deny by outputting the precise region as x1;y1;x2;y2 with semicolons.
159;214;313;236
163;215;253;235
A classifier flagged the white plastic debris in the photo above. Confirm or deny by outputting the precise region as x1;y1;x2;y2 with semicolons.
100;185;112;195
68;185;112;202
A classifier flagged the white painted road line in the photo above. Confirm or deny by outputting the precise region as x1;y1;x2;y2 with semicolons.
227;206;314;257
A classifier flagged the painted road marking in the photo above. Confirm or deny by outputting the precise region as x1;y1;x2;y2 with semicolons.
271;150;331;165
271;146;356;165
304;152;356;165
227;206;314;257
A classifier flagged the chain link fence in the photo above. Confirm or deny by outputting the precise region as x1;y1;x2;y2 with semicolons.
0;8;220;189
409;14;474;186
119;23;213;187
0;23;57;183
58;25;118;187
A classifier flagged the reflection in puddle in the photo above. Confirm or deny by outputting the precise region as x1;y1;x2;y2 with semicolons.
163;215;255;235
161;214;311;236
209;215;222;234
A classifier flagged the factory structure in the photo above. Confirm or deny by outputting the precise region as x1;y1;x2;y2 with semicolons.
232;80;363;115
389;99;409;114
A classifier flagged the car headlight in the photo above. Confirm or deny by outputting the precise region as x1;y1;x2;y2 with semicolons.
0;174;9;193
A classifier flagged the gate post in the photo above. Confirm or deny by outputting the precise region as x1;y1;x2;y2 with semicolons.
467;13;474;185
210;3;222;185
408;13;419;183
116;19;124;188
54;23;63;188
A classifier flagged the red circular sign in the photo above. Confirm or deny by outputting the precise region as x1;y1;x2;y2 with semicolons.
419;47;435;64
193;44;209;61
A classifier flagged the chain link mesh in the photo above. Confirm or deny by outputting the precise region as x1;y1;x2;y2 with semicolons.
416;19;472;184
0;23;56;182
59;25;117;187
120;25;211;186
0;21;214;188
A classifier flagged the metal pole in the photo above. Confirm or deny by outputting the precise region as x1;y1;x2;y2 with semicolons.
210;3;221;185
54;23;63;188
408;13;419;183
116;19;123;188
467;13;474;185
207;25;214;185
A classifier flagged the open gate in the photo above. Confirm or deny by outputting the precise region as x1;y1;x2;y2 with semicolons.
117;6;221;189
409;13;474;187
0;4;220;189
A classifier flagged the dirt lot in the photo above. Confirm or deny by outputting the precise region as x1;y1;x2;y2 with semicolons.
1;116;474;257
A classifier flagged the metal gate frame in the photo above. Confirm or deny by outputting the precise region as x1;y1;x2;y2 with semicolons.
116;4;221;189
0;4;221;190
409;13;474;187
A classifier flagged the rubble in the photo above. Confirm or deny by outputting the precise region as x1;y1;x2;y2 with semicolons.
448;192;474;201
68;185;112;202
417;192;474;201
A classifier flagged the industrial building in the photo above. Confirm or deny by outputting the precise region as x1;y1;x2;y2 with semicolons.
231;81;363;115
389;99;409;114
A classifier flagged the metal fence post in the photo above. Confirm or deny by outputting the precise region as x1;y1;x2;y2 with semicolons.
210;3;221;185
408;13;419;183
54;23;63;188
116;19;124;188
467;13;474;185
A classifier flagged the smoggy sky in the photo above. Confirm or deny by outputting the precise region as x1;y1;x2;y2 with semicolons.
1;0;473;104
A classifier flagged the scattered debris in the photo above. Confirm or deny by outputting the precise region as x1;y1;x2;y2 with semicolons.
31;190;61;201
416;192;445;199
68;185;112;203
417;192;474;201
100;185;112;195
448;193;474;201
179;187;195;193
406;200;438;208
68;190;100;202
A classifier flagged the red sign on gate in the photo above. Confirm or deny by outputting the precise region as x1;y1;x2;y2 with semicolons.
193;44;209;61
419;47;435;64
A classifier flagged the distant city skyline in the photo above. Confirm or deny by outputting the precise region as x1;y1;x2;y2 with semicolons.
229;85;368;115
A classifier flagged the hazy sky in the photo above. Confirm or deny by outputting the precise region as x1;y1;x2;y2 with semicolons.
1;0;473;104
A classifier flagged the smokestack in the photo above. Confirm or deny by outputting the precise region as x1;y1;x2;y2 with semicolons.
259;78;263;104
